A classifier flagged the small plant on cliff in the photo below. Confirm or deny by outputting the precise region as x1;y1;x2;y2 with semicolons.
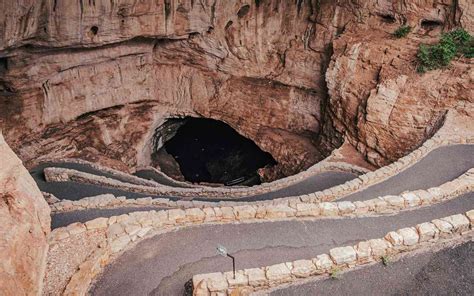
393;25;411;38
417;28;473;72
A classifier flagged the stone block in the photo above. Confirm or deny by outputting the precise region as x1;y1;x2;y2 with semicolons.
124;224;142;237
110;235;131;253
441;214;470;233
416;222;439;242
415;190;434;205
107;223;124;238
244;268;267;287
203;208;218;222
466;210;474;226
152;211;169;227
320;202;339;216
204;273;228;292
313;254;334;273
354;241;372;264
85;217;108;230
224;271;248;288
265;204;296;219
402;192;421;207
337;201;356;215
185;208;206;223
368;238;392;257
432;219;454;237
329;246;357;265
374;198;391;213
353;201;369;214
233;205;257;220
397;227;419;246
255;205;267;219
168;209;186;224
221;207;236;221
66;222;86;236
295;203;320;217
291;259;316;278
266;263;292;283
382;195;405;209
385;231;403;246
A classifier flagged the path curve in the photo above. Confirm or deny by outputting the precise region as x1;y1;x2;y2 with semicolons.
270;241;473;296
90;195;474;295
89;144;474;295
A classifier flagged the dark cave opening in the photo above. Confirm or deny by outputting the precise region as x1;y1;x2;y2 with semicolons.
154;118;276;186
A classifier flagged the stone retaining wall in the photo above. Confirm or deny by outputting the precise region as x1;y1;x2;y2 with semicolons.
192;210;474;295
39;158;161;187
50;162;474;214
44;161;366;199
45;172;474;294
45;130;474;208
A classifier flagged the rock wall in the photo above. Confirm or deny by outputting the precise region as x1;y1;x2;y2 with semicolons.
0;0;472;175
0;133;51;294
325;1;473;166
0;0;330;178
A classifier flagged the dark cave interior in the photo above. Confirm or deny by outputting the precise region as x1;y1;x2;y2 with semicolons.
155;117;276;185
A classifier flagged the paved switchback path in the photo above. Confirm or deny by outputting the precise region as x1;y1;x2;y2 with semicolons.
340;145;474;201
89;144;474;295
270;241;473;296
89;194;474;296
31;165;356;201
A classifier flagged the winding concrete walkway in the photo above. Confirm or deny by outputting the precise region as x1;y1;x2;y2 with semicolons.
32;167;357;202
90;195;474;295
270;241;473;296
341;145;474;202
49;145;474;229
87;144;474;295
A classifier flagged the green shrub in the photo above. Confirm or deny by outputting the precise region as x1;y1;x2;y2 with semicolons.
417;28;473;72
393;25;411;38
330;267;341;279
381;255;392;266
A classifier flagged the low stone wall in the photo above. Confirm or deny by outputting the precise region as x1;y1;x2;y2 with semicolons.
39;158;161;187
192;210;474;295
45;128;474;207
44;161;365;199
44;172;474;294
41;149;369;198
50;164;474;214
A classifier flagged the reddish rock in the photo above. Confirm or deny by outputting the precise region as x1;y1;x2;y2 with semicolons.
0;133;51;294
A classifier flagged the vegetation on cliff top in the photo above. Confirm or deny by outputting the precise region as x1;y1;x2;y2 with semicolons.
417;28;473;73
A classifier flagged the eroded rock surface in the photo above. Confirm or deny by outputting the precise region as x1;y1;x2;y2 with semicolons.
0;133;51;294
0;0;472;177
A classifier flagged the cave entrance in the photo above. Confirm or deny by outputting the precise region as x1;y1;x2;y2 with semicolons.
152;117;276;186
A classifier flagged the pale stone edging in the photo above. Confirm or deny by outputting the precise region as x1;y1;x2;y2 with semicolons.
41;146;370;199
48;171;474;294
135;165;201;188
44;161;365;200
192;210;474;295
46;132;474;209
49;146;474;214
39;158;161;187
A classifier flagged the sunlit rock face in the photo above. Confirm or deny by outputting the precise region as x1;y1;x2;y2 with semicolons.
0;0;472;178
0;133;51;295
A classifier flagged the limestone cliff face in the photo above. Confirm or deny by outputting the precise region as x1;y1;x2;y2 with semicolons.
0;0;472;176
325;1;474;166
0;133;51;295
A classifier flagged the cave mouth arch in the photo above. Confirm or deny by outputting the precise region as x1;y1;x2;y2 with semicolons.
152;117;276;186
